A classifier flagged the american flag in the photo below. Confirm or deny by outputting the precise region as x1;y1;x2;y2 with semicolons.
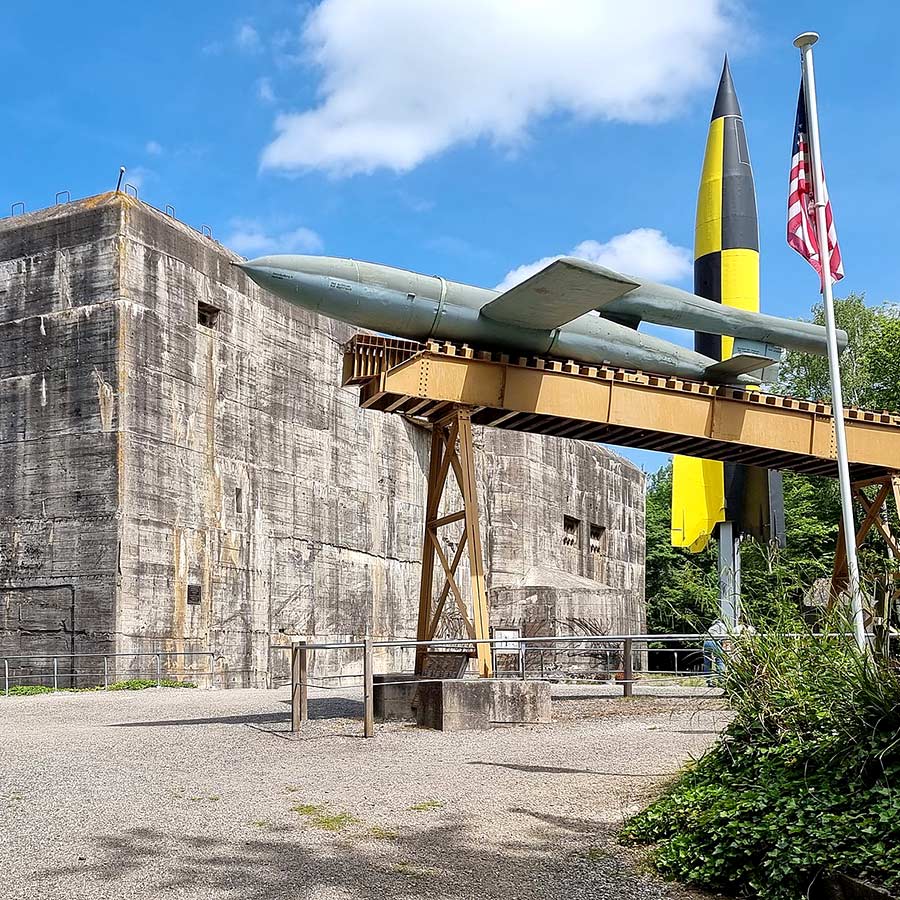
787;84;844;283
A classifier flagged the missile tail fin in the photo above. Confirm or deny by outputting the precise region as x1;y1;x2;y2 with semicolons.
671;455;725;553
703;351;773;381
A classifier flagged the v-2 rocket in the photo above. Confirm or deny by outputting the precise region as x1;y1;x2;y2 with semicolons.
671;58;786;568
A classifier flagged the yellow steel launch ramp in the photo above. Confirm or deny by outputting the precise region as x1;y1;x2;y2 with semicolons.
344;335;900;480
343;334;900;672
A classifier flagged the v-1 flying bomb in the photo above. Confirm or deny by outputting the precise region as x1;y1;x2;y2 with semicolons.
235;254;845;385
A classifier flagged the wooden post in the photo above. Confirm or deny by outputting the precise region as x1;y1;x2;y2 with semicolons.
415;426;444;675
291;640;308;732
457;409;492;678
623;639;634;698
363;636;375;738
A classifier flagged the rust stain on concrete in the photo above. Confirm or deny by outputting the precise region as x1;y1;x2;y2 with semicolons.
93;370;115;432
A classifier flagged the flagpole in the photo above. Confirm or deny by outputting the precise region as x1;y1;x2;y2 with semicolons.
793;31;867;652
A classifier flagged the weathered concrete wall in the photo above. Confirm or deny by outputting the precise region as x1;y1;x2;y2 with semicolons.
0;194;645;687
0;199;124;684
115;198;429;685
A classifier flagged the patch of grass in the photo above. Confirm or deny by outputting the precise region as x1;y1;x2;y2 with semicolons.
370;825;400;840
408;799;445;812
5;685;55;696
107;679;196;691
574;847;609;863
2;678;196;697
292;803;360;832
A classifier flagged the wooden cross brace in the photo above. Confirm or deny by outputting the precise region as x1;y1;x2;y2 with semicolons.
415;407;493;677
830;475;900;610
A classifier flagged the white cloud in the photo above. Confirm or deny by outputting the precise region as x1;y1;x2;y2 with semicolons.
495;228;691;292
235;23;261;53
225;218;323;257
261;0;739;176
145;140;163;156
257;77;276;104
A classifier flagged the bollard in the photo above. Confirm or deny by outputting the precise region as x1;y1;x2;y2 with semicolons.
103;657;109;690
623;639;634;698
53;657;58;692
290;641;308;733
363;636;374;738
4;659;8;696
208;652;215;690
155;653;161;688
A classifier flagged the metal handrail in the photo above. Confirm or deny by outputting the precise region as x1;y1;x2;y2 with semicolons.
2;650;217;696
269;633;710;652
275;630;880;739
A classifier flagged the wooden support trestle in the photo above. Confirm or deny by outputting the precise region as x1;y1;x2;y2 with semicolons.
831;475;900;628
415;407;493;677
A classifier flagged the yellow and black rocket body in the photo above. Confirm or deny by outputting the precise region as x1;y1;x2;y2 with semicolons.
672;60;785;553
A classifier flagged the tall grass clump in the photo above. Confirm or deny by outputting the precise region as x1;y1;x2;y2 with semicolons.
622;620;900;898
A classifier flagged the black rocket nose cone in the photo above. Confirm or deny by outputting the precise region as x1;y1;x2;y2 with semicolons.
710;55;742;120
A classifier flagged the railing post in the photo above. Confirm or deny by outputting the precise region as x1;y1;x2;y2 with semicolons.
103;656;109;690
155;653;161;688
4;660;8;696
208;651;215;689
291;641;308;732
53;657;59;692
363;636;375;738
623;639;633;697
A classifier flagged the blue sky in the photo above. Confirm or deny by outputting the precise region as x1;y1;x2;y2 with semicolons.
3;1;897;474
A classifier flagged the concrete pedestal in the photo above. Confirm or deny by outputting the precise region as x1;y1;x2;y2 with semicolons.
373;674;419;721
415;679;551;731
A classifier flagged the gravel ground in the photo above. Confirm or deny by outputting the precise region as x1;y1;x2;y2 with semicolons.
1;683;729;900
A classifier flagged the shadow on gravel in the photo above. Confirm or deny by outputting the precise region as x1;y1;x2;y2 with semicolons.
107;698;364;729
39;816;703;900
470;761;677;778
551;693;723;702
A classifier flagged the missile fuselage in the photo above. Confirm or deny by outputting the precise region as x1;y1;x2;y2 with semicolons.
237;254;844;385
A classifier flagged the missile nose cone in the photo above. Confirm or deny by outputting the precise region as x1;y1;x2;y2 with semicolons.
710;55;742;120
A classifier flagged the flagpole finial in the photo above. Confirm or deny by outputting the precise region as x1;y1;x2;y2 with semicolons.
793;32;819;49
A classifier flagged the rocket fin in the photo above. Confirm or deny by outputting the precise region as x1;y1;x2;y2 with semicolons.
671;455;725;552
481;257;639;330
703;352;773;380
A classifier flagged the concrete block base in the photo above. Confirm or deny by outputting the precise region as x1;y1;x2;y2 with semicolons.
415;679;552;731
373;674;419;721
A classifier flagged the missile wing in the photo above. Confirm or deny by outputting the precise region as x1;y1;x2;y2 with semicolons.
480;259;639;330
479;255;845;359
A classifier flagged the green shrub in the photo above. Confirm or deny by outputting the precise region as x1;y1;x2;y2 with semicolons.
623;625;900;898
106;679;196;691
3;678;196;696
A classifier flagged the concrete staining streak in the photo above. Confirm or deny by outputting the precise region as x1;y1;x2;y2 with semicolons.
0;194;646;686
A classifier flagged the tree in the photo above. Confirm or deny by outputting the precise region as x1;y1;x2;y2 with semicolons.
777;293;900;412
645;294;898;633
